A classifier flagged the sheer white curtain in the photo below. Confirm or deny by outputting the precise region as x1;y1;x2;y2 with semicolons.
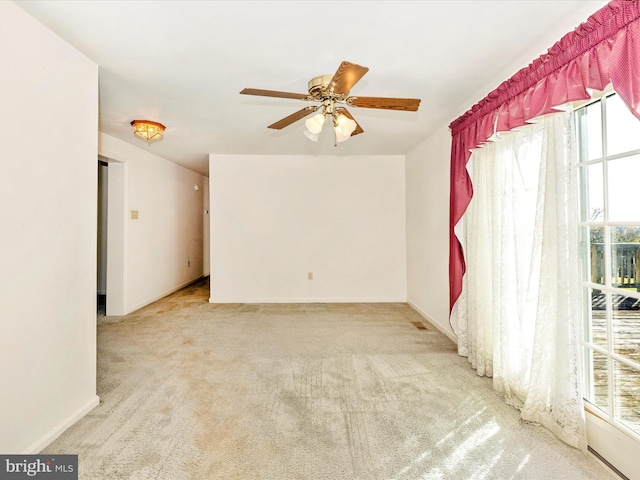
457;112;587;451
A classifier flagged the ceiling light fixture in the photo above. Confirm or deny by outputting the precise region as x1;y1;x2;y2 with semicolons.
303;101;357;145
333;114;357;143
303;112;325;142
130;120;166;144
241;61;421;144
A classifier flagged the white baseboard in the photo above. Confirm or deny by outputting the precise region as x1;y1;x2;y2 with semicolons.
407;300;458;344
587;449;626;479
208;297;407;304
586;409;639;479
128;276;203;314
27;395;100;454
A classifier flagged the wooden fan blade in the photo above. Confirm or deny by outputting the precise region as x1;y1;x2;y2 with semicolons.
267;106;319;130
240;88;309;100
329;61;369;94
348;96;421;111
335;107;364;136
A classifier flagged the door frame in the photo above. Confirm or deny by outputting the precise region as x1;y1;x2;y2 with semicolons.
99;154;128;316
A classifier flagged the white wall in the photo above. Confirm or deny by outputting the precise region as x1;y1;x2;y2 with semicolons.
0;1;99;453
209;154;406;302
99;134;206;313
405;126;455;340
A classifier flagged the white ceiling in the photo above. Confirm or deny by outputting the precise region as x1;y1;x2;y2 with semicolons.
18;0;608;176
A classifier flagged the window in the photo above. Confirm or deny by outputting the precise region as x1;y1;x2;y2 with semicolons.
577;93;640;442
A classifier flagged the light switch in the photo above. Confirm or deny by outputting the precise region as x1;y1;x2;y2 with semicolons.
131;210;139;220
308;272;313;280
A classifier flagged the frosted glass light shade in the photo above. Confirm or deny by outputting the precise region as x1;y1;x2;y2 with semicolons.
303;129;319;142
305;113;325;134
334;114;357;143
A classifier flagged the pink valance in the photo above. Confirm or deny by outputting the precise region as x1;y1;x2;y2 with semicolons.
449;0;640;313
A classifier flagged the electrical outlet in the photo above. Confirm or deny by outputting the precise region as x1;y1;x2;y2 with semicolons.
308;272;313;280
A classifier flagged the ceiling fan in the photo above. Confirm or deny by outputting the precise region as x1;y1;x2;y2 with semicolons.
240;61;421;144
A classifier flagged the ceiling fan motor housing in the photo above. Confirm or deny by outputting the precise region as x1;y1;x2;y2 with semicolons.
308;74;349;101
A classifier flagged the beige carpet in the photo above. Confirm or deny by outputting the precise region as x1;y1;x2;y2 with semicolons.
43;278;613;479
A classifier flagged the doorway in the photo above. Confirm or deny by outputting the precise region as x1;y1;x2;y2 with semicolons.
97;160;108;318
97;155;127;317
576;92;640;479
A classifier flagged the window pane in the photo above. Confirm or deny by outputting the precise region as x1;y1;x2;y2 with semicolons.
613;360;640;435
610;227;640;288
577;100;602;162
580;227;592;285
608;155;640;222
580;163;604;221
586;348;609;411
606;94;640;156
589;226;605;285
588;288;608;348
611;293;640;365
